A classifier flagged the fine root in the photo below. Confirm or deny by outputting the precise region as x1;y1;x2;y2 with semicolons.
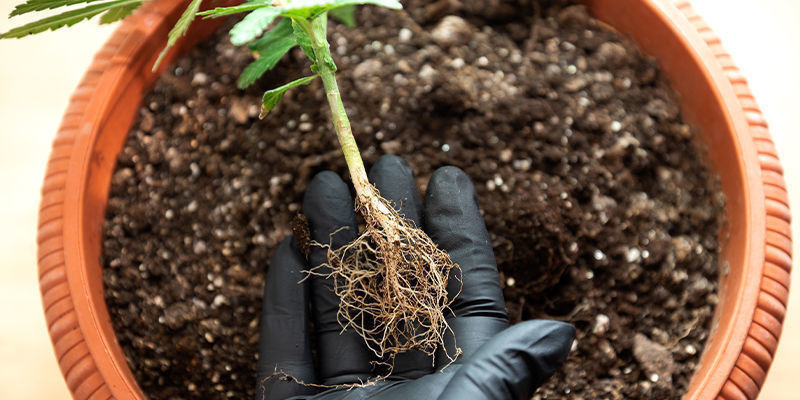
258;364;388;400
308;183;462;364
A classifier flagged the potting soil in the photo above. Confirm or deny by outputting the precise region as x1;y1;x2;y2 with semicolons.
103;0;725;398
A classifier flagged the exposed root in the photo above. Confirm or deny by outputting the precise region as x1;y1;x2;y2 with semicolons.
258;364;388;400
308;183;462;364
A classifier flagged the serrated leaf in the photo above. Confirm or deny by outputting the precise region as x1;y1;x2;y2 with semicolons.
153;0;203;71
198;0;273;19
277;0;401;20
0;0;139;39
322;0;401;13
249;17;293;51
328;4;355;27
260;75;318;118
239;55;280;89
276;0;326;19
238;20;296;88
9;0;106;17
291;18;316;63
230;7;282;45
207;0;404;22
99;1;140;24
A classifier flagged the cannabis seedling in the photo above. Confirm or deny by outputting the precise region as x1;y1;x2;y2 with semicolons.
2;0;461;364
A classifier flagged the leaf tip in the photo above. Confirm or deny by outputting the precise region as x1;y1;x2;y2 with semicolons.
153;48;168;71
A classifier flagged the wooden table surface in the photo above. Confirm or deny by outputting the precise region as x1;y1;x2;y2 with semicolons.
0;1;797;398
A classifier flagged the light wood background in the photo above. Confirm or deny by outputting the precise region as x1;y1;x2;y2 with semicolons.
0;1;796;398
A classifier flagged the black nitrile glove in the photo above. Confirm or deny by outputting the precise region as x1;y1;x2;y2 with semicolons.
256;155;575;400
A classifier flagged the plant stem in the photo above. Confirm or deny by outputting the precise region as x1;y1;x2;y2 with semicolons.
305;15;374;201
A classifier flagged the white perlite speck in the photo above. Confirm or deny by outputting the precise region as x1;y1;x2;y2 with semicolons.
593;314;610;336
626;247;641;263
566;64;577;74
399;28;412;42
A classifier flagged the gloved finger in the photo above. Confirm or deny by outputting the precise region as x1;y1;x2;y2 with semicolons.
368;155;423;226
304;171;375;385
424;166;507;367
437;320;576;400
257;237;318;400
423;166;506;319
368;155;431;378
435;316;507;369
303;371;457;400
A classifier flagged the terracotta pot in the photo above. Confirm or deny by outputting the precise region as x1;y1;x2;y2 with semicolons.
36;0;791;398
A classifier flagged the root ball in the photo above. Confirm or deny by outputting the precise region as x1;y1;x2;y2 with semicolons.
311;185;462;363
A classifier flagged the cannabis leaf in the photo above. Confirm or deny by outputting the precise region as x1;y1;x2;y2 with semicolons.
239;44;294;88
259;74;318;118
320;0;401;16
249;17;290;52
98;0;139;24
9;0;109;17
291;18;316;63
197;1;272;18
152;0;203;70
0;0;141;38
230;6;282;45
328;4;355;27
239;19;296;88
200;0;400;21
2;0;403;120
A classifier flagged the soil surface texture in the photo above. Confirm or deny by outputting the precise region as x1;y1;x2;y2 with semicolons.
103;0;725;398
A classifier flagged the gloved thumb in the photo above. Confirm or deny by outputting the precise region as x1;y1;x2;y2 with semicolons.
437;320;575;400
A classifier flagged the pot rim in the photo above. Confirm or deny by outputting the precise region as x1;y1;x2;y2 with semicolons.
36;0;791;399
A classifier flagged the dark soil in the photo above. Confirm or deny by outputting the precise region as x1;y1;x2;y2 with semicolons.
102;0;725;399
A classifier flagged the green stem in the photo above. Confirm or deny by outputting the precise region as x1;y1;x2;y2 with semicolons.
305;15;373;200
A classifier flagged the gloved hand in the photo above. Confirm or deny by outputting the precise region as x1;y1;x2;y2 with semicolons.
256;155;575;400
